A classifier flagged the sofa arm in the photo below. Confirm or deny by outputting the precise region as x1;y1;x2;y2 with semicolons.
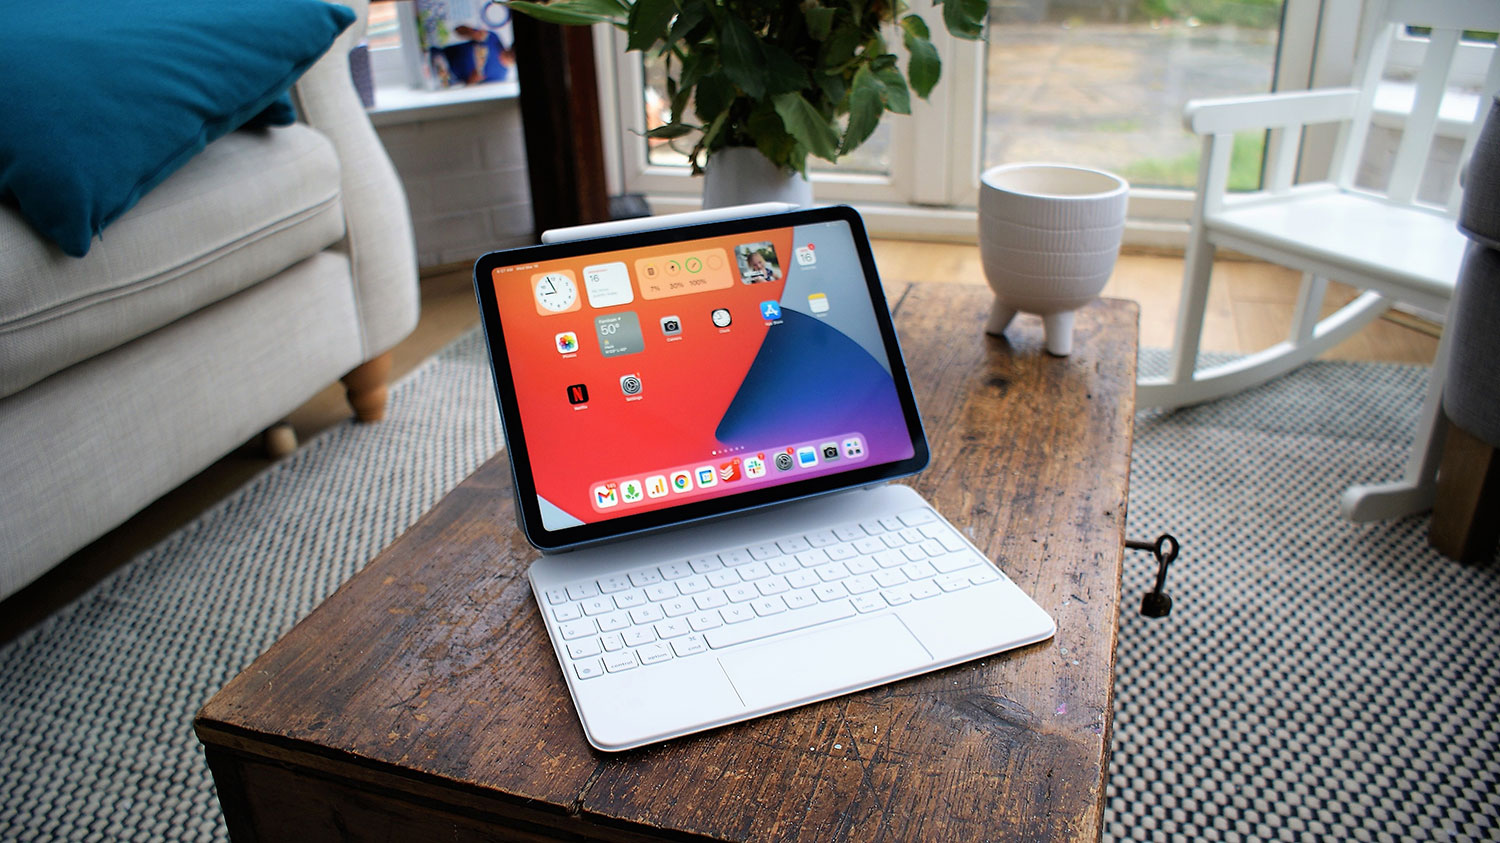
291;0;420;360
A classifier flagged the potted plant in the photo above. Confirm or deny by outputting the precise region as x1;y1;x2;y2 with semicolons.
507;0;988;204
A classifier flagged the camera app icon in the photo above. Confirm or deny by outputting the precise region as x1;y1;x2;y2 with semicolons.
660;315;681;336
619;374;643;396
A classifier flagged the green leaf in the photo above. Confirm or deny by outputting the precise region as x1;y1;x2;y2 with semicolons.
902;30;940;97
820;24;861;69
804;5;836;41
695;72;735;121
626;0;677;51
763;42;810;96
665;0;708;49
719;16;768;100
773;92;840;162
873;64;911;114
813;69;848;106
899;13;930;41
939;0;987;40
748;105;798;173
841;66;884;155
505;0;622;27
644;123;695;139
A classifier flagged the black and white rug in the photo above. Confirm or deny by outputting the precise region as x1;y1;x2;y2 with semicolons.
1;334;1496;841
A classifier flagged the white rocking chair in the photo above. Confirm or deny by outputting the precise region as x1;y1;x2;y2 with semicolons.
1138;0;1500;522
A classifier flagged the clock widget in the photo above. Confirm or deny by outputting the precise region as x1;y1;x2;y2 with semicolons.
532;270;580;315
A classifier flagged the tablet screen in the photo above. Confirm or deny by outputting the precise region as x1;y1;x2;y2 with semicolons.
473;206;928;550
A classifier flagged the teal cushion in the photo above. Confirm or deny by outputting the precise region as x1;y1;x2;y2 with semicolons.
0;0;355;257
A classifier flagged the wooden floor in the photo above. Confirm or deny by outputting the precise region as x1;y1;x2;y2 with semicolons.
0;242;1438;643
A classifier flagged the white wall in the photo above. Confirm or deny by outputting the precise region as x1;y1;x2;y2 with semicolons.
373;98;534;268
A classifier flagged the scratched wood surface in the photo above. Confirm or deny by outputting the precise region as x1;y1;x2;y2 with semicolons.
196;284;1138;842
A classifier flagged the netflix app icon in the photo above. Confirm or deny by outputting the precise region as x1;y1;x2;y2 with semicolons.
566;384;589;405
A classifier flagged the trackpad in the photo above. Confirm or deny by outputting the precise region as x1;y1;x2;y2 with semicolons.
718;614;935;711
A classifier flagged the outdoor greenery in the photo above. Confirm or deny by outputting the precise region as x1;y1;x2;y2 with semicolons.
506;0;989;175
1121;130;1266;192
1136;0;1281;28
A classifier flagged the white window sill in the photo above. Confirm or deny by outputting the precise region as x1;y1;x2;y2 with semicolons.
367;81;520;128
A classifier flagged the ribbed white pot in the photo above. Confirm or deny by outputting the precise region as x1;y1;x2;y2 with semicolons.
702;146;813;209
979;163;1129;356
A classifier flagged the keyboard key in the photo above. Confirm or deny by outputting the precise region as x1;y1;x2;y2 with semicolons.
660;561;694;580
737;562;771;581
676;575;710;595
645;583;679;601
566;638;602;659
603;652;638;673
672;635;708;657
707;570;738;588
852;594;885;613
845;575;878;595
720;548;752;566
786;570;819;589
552;603;582;622
756;576;790;596
688;612;723;632
883;590;913;607
694;592;728;611
705;600;855;649
629;569;662;587
599;575;631;594
920;539;947;557
752;598;786;617
566;582;600;600
600;632;625;651
559;620;596;640
833;525;864;541
874;549;907;569
806;530;839;548
814;562;848;582
859;520;886;535
783;589;818;610
574;658;605;679
900;528;926;544
597;613;630;632
542;588;567;605
655;619;690;639
689;556;723;573
882;533;907;549
813;583;847;602
721;605;755;624
845;557;877;575
629;605;665;625
768;557;801;575
748;543;781;561
910;582;940;600
614;591;648;610
825;544;858;562
899;507;937;527
796;549;830;567
777;537;812;554
581;597;613;616
902;546;928;562
853;537;885;555
931;552;981;574
900;561;936;581
874;569;906;589
936;573;971;593
623;628;655;647
725;584;757;603
636;643;673;665
879;516;904;532
661;597;696;618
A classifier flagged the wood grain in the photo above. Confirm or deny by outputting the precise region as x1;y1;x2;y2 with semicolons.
197;283;1139;842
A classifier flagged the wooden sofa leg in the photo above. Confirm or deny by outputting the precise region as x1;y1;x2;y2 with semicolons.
1430;418;1500;563
342;352;393;422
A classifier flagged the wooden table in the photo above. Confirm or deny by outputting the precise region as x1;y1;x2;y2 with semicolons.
196;284;1139;842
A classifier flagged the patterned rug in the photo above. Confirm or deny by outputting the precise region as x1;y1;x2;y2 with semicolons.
1;333;1496;841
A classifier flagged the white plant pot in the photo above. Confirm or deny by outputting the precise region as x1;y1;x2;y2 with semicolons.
702;146;813;209
979;163;1128;356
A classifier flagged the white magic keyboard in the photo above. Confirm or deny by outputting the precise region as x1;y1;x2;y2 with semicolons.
536;507;1009;681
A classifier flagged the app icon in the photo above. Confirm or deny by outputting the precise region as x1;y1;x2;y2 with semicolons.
660;315;682;336
645;475;669;498
583;261;633;308
760;300;782;320
744;454;767;479
695;465;718;488
566;384;589;405
796;244;816;266
719;459;742;483
808;293;830;314
711;308;732;328
774;452;794;471
620;374;643;396
533;270;580;314
843;437;865;458
621;479;644;504
820;442;840;461
593;483;618;508
595;312;644;357
555;331;578;354
670;470;693;493
797;445;819;468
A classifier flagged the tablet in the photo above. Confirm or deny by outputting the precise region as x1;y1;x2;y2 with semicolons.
471;205;929;551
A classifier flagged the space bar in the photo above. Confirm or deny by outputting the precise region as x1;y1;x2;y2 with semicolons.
705;602;858;650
